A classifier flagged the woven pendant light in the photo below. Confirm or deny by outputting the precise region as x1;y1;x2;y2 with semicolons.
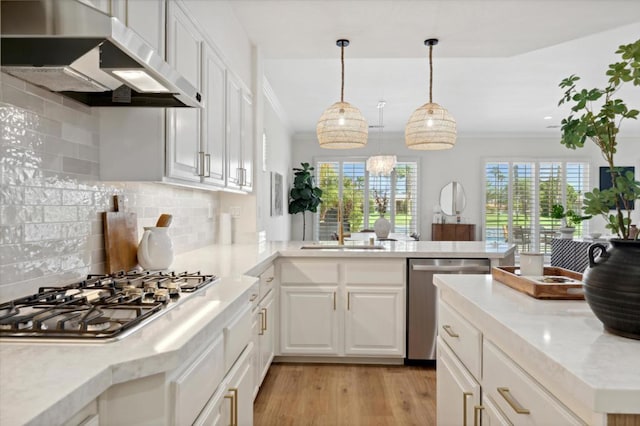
317;39;368;149
366;100;396;176
405;39;456;150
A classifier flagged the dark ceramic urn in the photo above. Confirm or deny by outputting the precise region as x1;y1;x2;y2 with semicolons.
583;239;640;339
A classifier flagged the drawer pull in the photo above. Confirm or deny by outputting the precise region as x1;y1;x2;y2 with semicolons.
258;311;265;335
265;276;274;283
462;392;472;426
442;325;459;338
347;292;351;310
333;292;336;310
497;387;530;414
250;294;258;302
224;387;238;426
473;405;484;426
261;307;267;332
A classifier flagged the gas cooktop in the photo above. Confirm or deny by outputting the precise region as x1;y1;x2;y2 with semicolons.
0;270;218;342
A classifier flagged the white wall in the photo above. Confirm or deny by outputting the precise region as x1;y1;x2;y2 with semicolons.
260;80;293;241
291;131;640;241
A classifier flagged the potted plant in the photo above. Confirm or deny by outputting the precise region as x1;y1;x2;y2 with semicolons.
288;162;323;240
372;189;391;238
550;204;591;239
557;38;640;339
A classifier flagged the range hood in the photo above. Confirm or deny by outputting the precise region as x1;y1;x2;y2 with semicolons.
0;0;202;107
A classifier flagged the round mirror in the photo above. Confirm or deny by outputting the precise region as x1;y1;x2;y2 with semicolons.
440;181;466;216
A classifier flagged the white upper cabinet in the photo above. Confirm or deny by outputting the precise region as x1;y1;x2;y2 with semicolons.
99;0;253;193
202;46;227;186
166;1;202;183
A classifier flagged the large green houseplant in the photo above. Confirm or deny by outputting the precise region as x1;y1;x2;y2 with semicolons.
557;38;640;340
558;39;640;239
288;162;323;240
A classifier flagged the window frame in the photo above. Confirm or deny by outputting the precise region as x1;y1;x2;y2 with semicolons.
312;156;421;240
482;157;592;256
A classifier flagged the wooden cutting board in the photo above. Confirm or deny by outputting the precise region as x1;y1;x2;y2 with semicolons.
103;195;138;273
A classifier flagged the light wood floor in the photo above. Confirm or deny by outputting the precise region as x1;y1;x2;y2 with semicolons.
253;363;437;426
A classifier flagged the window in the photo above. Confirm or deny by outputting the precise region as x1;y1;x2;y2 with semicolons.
484;160;590;254
315;159;419;240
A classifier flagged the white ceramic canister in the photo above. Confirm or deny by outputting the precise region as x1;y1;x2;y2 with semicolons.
137;226;174;270
519;252;544;276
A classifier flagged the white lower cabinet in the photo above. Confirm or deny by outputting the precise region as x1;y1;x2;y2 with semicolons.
436;337;480;426
96;288;256;426
280;285;339;354
437;299;588;426
196;343;254;426
278;259;405;358
252;287;276;399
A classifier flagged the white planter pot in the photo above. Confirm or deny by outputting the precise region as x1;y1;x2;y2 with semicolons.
558;227;576;239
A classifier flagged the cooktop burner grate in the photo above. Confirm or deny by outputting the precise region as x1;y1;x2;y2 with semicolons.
0;270;218;341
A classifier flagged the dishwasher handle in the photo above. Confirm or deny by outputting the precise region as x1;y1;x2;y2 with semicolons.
411;264;489;273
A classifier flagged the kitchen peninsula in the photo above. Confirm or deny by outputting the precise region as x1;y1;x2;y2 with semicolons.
0;241;514;426
435;274;640;425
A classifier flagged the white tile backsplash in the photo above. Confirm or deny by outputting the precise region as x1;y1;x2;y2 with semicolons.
0;73;219;301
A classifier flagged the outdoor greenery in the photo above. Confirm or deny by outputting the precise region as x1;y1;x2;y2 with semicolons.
288;162;322;240
558;39;640;239
550;204;591;228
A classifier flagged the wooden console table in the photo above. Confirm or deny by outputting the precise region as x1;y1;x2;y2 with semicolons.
431;223;476;241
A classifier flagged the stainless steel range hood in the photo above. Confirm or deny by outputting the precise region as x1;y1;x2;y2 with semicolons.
1;0;202;107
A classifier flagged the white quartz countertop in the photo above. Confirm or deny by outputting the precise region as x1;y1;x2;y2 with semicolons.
0;241;515;425
434;274;640;416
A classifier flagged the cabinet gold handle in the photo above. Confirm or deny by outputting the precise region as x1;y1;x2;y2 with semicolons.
249;293;258;302
261;307;267;332
442;325;459;338
333;292;336;310
497;387;530;414
224;388;238;426
347;292;351;310
462;392;472;426
473;405;484;426
258;311;264;335
265;276;274;283
230;388;239;426
197;151;205;177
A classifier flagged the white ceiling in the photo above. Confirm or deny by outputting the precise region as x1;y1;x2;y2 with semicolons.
229;1;640;137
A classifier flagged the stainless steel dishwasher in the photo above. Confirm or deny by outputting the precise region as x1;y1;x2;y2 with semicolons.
407;258;491;362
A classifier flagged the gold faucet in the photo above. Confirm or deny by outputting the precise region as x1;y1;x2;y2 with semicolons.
338;200;344;245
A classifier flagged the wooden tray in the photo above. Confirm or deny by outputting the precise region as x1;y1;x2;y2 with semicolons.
492;266;584;299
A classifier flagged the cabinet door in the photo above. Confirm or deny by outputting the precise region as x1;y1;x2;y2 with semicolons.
222;344;254;426
239;92;253;191
344;287;404;356
226;74;243;189
258;291;275;383
280;286;339;355
251;306;261;400
110;0;164;53
437;337;481;426
193;385;226;426
202;46;227;186
166;2;202;182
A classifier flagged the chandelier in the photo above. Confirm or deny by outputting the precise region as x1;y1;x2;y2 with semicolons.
405;38;456;150
317;39;368;149
366;100;396;176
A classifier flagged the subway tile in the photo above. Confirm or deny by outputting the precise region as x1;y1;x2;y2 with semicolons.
42;171;79;189
24;187;62;205
60;221;91;238
44;135;77;157
78;144;99;162
24;223;62;241
0;205;43;224
0;225;24;244
0;184;24;205
61;122;93;145
62;157;94;175
62;189;94;205
1;84;45;115
44;205;78;222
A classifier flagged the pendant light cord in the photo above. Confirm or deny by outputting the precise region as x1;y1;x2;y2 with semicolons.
429;44;433;104
340;45;345;103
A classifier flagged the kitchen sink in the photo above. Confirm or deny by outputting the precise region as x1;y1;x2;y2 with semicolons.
300;244;385;250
